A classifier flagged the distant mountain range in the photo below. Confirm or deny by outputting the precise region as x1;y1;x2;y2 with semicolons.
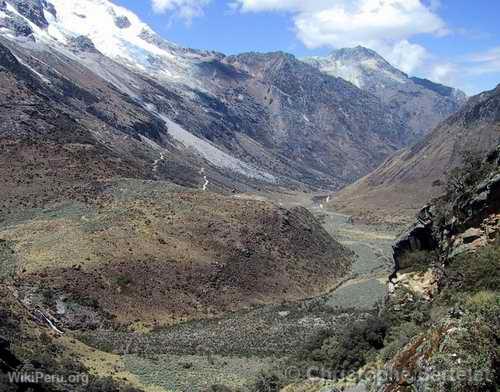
0;0;466;195
305;46;467;140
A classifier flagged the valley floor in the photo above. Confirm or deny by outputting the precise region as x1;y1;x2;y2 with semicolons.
76;192;401;391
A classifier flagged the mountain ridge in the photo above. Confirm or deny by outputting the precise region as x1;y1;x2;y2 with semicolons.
304;45;467;138
0;0;418;191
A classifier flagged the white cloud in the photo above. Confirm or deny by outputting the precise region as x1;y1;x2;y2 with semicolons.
429;62;458;85
466;47;500;74
384;40;428;74
422;47;500;95
433;47;500;84
232;0;447;74
151;0;210;24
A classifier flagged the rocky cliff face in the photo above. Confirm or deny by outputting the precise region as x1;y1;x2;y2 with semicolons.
222;52;410;184
305;46;467;139
393;144;500;270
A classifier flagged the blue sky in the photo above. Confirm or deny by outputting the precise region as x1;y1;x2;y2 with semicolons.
114;0;500;95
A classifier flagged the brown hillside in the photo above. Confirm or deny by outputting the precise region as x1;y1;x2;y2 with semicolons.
2;180;352;327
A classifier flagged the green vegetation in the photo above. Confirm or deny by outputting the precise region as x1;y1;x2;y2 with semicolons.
253;238;499;392
441;240;500;296
252;370;284;392
377;242;499;392
0;324;145;392
123;353;275;391
301;315;387;374
445;150;494;203
427;291;499;392
115;274;133;288
380;321;421;362
0;283;145;392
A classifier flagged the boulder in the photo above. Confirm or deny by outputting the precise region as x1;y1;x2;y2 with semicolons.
114;15;131;29
70;35;98;53
461;227;483;244
392;205;437;276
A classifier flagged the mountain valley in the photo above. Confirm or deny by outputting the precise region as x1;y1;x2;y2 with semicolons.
0;1;498;392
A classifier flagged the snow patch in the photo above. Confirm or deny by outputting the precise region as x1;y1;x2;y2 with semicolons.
12;54;51;84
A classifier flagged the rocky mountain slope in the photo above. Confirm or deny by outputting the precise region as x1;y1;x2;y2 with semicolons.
0;0;415;192
305;46;467;138
0;0;357;326
332;84;500;224
0;1;485;391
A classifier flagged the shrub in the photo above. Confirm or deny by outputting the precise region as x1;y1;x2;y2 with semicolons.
465;291;500;323
427;307;499;392
380;322;422;361
301;315;388;374
252;370;284;392
444;243;500;294
205;385;233;392
381;286;432;327
85;376;144;392
434;149;496;225
115;275;133;288
444;150;493;203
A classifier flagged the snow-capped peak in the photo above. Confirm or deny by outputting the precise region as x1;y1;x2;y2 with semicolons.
45;0;177;63
0;0;212;83
304;46;407;88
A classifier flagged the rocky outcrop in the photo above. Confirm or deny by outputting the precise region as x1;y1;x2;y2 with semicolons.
8;0;48;28
114;15;131;29
391;205;437;275
0;12;34;38
375;144;500;392
70;35;99;53
392;143;500;274
460;146;500;225
0;335;21;371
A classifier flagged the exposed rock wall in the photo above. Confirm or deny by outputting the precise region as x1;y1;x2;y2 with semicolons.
392;144;500;273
